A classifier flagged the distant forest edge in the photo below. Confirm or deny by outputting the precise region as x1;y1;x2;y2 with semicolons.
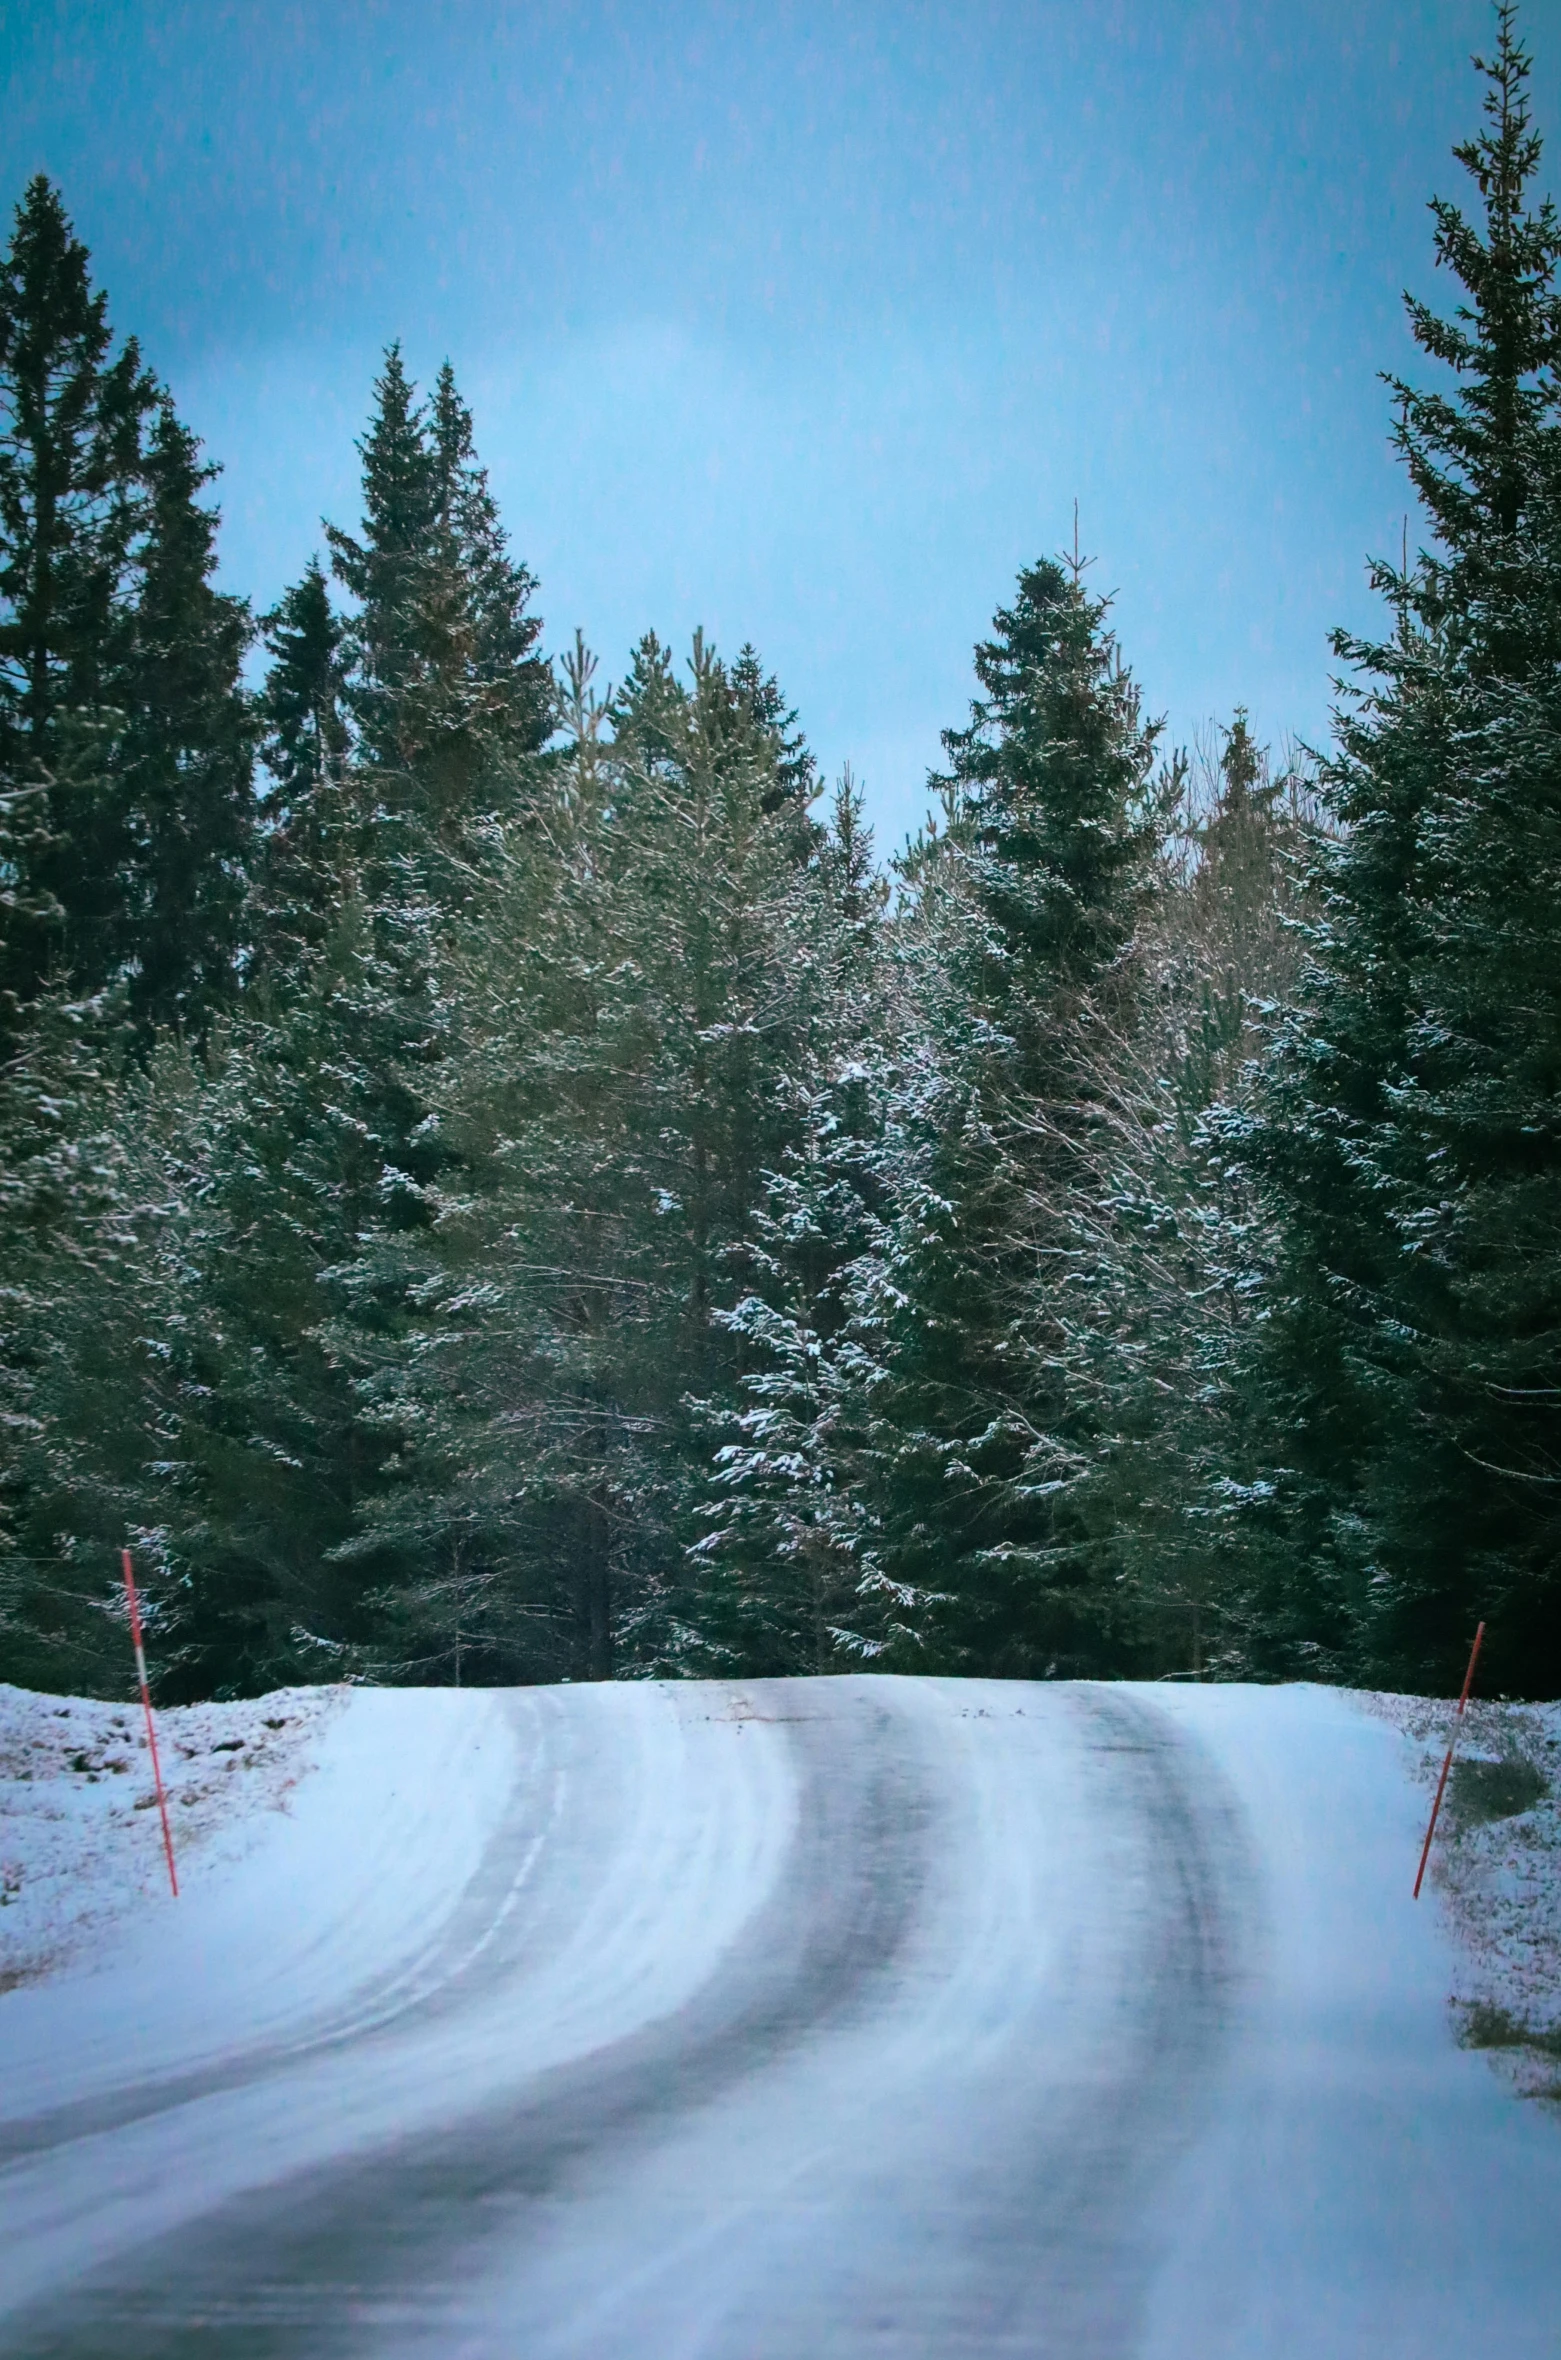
4;8;1561;1701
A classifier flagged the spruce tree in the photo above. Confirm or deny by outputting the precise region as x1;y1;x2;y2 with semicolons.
46;867;460;1700
427;362;550;770
324;346;433;787
1357;5;1561;1690
252;557;354;987
0;176;156;1007
117;396;254;1040
728;641;821;849
0;775;62;1052
59;352;552;1692
326;348;548;842
1083;719;1304;1680
0;982;133;1692
862;556;1165;1675
0;179;252;1040
1233;3;1561;1690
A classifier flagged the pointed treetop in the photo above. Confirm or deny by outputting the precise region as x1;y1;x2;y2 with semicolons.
0;175;159;757
1220;709;1262;813
1391;0;1561;559
827;764;887;941
325;343;436;607
931;553;1163;1001
258;557;349;806
730;642;818;813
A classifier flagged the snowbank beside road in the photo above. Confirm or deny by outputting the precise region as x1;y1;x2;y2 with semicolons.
1366;1689;1561;2095
0;1683;518;2121
0;1681;340;1993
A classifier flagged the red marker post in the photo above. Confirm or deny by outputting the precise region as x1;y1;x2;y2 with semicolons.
1413;1620;1485;1900
121;1548;179;1899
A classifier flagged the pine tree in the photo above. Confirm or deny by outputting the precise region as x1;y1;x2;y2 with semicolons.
338;631;825;1682
688;770;906;1672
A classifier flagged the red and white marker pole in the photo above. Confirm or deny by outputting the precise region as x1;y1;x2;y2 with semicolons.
121;1547;179;1899
1413;1619;1485;1900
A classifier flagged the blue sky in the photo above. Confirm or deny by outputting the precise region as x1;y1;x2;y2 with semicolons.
5;1;1556;848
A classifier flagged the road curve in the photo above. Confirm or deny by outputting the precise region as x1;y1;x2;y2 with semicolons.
3;1675;1558;2356
0;1678;1246;2357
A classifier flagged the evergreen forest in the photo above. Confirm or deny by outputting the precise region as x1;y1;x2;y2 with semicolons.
5;10;1561;1704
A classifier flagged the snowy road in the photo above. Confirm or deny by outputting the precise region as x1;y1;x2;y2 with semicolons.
2;1675;1560;2355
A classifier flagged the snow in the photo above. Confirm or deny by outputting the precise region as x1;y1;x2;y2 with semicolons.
0;1679;796;2327
0;1674;1558;2355
0;1680;342;1995
1142;1683;1561;2357
1362;1689;1561;2085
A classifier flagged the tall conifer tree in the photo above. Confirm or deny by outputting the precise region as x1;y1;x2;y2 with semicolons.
0;180;252;1039
863;556;1164;1674
336;630;824;1682
0;177;154;1007
252;557;354;987
1234;4;1561;1689
326;347;548;841
117;397;253;1039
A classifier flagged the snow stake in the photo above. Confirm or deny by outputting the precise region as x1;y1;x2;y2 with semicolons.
1413;1620;1485;1900
121;1547;179;1898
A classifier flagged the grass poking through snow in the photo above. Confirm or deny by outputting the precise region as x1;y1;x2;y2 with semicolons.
1364;1691;1561;2107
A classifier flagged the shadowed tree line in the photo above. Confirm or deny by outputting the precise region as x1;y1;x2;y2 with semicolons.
4;8;1561;1700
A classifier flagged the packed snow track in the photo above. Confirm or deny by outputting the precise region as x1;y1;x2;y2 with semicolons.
2;1675;1560;2356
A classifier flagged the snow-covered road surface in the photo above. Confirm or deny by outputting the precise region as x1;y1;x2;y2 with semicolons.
1;1675;1559;2356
